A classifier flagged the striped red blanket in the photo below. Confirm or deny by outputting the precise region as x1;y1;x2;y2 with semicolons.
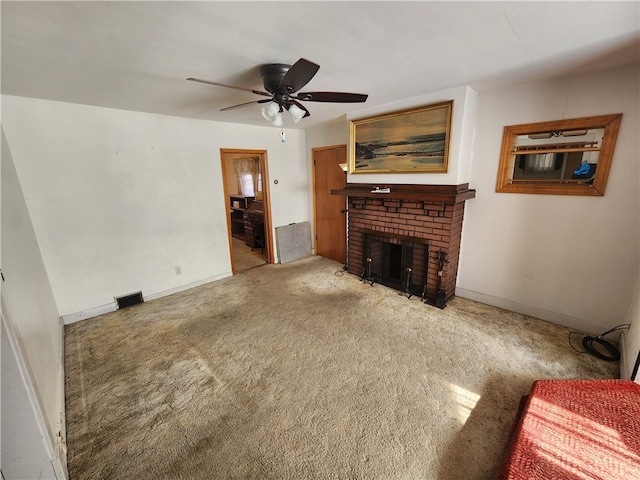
498;379;640;480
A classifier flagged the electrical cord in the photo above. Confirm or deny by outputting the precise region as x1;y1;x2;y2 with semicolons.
568;324;630;362
598;324;631;337
568;331;590;354
582;336;620;361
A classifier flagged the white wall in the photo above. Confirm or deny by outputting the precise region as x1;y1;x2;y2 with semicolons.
306;118;349;150
306;63;639;335
458;63;639;334
1;128;66;478
2;96;309;320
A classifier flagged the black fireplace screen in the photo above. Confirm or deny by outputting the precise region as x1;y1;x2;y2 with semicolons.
361;230;429;298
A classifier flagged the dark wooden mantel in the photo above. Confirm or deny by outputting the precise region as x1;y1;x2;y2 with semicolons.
331;183;476;204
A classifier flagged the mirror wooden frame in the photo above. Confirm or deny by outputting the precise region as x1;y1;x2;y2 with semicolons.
496;114;622;196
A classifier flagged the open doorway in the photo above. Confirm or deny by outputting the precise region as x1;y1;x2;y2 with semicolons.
220;149;273;273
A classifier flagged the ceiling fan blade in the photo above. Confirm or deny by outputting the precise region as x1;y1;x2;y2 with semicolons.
220;98;273;111
288;99;311;118
280;58;320;93
295;91;368;103
186;78;271;97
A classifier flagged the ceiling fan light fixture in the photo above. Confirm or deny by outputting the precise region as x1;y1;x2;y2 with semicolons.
288;103;306;124
261;101;282;125
272;111;284;127
261;101;285;126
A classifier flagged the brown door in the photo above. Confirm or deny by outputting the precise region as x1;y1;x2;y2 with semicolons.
313;145;347;265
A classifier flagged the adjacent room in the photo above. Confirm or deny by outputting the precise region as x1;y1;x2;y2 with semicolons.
2;2;639;479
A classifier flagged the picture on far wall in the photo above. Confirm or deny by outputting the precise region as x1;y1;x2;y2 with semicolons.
348;100;453;174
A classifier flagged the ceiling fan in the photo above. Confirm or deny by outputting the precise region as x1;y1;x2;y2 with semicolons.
187;58;368;125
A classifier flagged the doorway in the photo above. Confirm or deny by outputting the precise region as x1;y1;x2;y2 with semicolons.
220;149;273;273
312;145;347;266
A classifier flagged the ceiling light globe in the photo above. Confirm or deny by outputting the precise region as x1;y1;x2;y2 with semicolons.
272;112;284;127
288;104;305;124
261;102;281;124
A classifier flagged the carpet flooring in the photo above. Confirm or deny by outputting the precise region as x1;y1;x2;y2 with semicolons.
64;255;619;479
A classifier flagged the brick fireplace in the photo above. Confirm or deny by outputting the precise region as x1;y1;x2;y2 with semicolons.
332;183;475;305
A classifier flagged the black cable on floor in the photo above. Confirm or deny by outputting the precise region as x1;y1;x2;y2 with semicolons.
568;331;590;354
581;335;620;361
568;324;630;362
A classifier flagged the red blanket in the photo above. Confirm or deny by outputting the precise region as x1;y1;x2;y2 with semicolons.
498;379;640;480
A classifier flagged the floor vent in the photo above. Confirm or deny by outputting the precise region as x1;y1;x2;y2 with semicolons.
116;292;144;309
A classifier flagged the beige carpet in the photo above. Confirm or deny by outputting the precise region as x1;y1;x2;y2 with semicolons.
64;255;618;479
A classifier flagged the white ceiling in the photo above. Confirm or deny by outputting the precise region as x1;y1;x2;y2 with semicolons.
2;1;639;129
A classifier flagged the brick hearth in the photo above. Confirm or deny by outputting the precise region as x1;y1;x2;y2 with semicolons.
332;183;475;304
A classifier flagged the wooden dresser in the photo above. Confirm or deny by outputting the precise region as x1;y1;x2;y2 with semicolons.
243;200;264;249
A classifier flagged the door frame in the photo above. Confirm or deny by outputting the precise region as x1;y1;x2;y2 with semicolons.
220;149;274;273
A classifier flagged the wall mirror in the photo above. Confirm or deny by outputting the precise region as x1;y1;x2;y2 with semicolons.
496;114;622;196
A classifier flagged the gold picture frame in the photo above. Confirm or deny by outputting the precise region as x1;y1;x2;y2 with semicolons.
348;101;453;174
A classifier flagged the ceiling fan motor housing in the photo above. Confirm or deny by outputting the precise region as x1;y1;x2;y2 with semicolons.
260;63;292;93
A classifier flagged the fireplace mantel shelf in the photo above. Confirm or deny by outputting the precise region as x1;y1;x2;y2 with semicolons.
331;183;476;204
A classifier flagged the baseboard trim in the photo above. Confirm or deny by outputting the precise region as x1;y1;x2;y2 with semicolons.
620;330;640;383
62;273;232;325
1;310;68;479
56;317;69;479
620;330;630;379
455;287;604;335
62;302;117;325
144;273;232;303
51;456;68;480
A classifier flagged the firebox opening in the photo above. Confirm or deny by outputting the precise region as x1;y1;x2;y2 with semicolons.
362;230;428;298
386;243;403;282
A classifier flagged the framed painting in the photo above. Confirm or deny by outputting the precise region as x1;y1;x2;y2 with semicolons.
348;100;453;174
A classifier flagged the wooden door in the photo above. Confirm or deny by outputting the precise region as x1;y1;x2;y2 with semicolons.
313;145;347;265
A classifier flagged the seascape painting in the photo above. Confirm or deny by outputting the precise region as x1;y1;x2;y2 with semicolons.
349;101;453;174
